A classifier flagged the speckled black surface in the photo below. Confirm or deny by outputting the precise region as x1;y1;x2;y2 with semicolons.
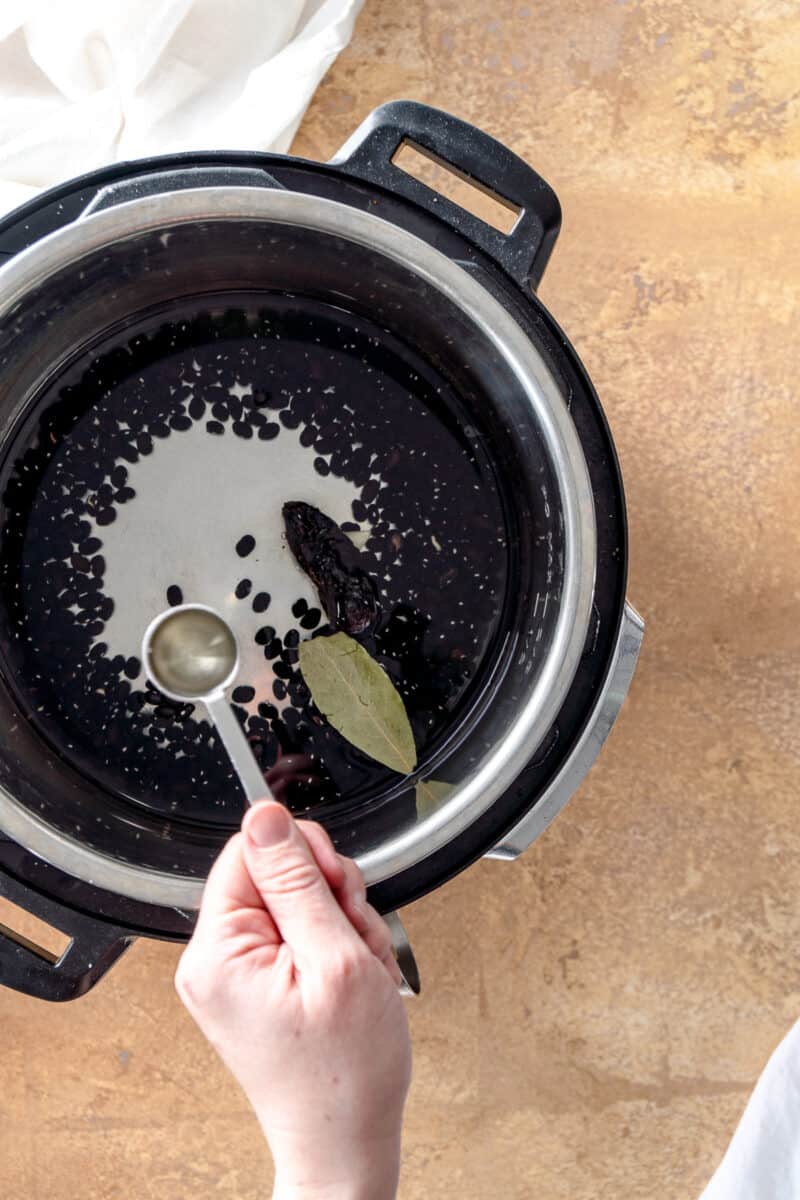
0;115;626;979
0;295;508;823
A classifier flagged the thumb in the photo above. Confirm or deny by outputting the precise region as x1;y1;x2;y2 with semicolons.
242;802;357;968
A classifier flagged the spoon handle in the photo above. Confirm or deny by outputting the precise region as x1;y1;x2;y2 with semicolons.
205;692;274;806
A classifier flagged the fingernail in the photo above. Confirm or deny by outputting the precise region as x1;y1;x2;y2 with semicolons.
247;803;291;847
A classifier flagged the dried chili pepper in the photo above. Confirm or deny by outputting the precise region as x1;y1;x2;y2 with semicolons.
282;500;380;636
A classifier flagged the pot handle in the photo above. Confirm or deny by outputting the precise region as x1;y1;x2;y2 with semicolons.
0;868;133;1002
383;910;421;997
331;100;561;291
485;602;644;860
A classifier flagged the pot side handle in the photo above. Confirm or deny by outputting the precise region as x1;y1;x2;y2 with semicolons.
0;869;133;1002
331;100;561;291
383;910;421;997
485;602;645;860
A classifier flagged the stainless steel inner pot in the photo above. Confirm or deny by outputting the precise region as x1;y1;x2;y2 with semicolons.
0;187;596;907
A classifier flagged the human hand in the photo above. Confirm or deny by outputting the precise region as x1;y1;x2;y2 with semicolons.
175;801;412;1200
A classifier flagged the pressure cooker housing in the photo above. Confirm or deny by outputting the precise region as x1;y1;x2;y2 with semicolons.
0;102;642;1000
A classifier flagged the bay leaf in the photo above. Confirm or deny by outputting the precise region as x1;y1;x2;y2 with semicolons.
415;779;453;820
299;632;417;775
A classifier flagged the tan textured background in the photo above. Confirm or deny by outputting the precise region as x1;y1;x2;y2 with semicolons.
2;1;799;1196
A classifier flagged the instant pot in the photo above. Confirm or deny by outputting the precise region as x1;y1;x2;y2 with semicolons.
0;102;642;1001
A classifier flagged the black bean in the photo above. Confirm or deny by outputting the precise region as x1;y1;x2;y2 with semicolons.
111;654;126;672
154;704;177;721
265;637;282;659
115;487;135;503
236;534;255;558
167;584;183;606
110;467;127;488
70;553;90;572
79;536;102;555
280;409;301;430
300;607;321;630
212;402;229;421
252;591;270;613
232;685;255;703
233;421;253;439
206;420;224;435
284;629;300;648
273;661;292;679
150;421;170;438
170;415;192;432
235;578;252;599
188;397;205;420
313;456;330;477
137;432;153;455
292;598;308;618
258;702;278;720
352;499;368;522
252;389;277;408
361;479;379;504
95;507;116;526
299;425;317;447
281;707;302;734
49;534;74;559
124;656;141;679
255;625;275;645
272;679;287;701
288;678;310;706
258;423;280;441
98;596;115;621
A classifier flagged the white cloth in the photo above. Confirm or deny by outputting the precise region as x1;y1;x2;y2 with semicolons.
700;1020;800;1199
0;0;363;217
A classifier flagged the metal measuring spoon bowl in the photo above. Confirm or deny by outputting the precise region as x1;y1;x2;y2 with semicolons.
142;603;272;805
